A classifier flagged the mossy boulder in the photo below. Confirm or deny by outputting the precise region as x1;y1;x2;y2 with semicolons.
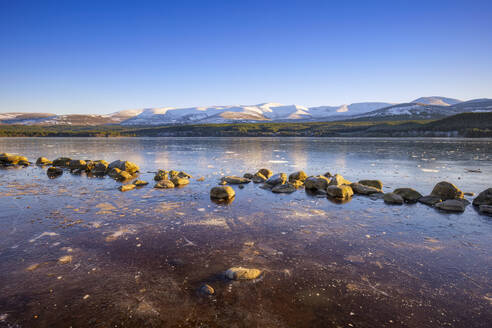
225;267;261;280
359;180;383;190
36;157;52;165
289;171;308;182
108;160;139;174
472;188;492;206
431;181;464;200
384;192;404;205
52;157;72;167
393;188;422;203
326;185;353;199
328;174;351;186
304;175;330;191
154;180;175;189
47;166;63;179
210;186;235;200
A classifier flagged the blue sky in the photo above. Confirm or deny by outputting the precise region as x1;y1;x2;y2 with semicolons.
1;0;491;114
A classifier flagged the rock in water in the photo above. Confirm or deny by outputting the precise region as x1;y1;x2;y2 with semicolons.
200;284;215;295
119;184;136;192
271;184;297;193
418;195;442;206
252;172;267;183
221;176;251;184
52;157;72;167
265;173;287;186
92;160;109;175
289;171;308;182
170;177;189;186
359;179;383;190
36;157;52;165
69;160;87;171
210;186;235;200
256;168;273;179
393;188;422;203
0;153;29;166
290;180;304;188
328;174;352;186
108;160;139;174
304;176;330;191
47;166;63;179
133;180;149;186
177;171;192;179
350;183;382;195
435;199;468;212
431;181;464;200
225;267;261;280
108;168;132;181
326;185;353;199
472;188;492;206
243;173;254;179
384;192;404;205
154;180;175;189
479;205;492;215
154;170;169;181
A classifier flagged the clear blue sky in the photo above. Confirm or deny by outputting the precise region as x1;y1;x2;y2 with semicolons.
1;0;491;114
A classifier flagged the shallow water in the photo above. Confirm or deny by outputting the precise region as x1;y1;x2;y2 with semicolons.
0;137;491;328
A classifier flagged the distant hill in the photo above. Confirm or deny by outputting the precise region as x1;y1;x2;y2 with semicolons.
411;96;462;106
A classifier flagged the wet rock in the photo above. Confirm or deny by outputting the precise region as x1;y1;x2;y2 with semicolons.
323;172;332;178
252;172;267;183
200;284;215;295
431;181;464;200
36;157;52;165
170;177;189;186
326;185;353;199
119;184;136;192
47;166;63;179
243;173;254;179
265;173;287;186
133;180;149;186
393;188;422;203
92;160;109;175
328;174;352;186
435;199;468;212
210;186;235;200
219;180;227;185
464;192;475;196
256;168;273;179
238;184;245;189
108;160;139;174
304;175;330;191
289;171;308;182
154;170;168;181
479;205;492;215
472;188;492;206
175;171;192;179
350;182;382;195
418;195;442;206
0;153;29;166
225;267;261;280
384;192;404;205
69;159;87;171
52;157;72;167
108;168;132;181
221;176;251;184
168;170;180;179
290;180;304;188
154;180;175;189
359;179;383;190
272;183;297;193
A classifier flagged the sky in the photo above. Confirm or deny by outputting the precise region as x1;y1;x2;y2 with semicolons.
1;0;492;114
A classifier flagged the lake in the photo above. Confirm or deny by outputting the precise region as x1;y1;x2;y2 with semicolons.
0;137;491;327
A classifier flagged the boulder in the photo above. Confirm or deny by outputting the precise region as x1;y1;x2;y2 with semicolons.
47;166;63;179
170;177;189;186
418;195;442;206
288;171;308;182
326;185;354;199
359;179;383;190
252;172;267;183
133;180;149;186
119;184;136;192
472;188;492;206
350;182;383;195
92;160;109;175
210;186;235;200
243;173;254;179
36;157;52;165
221;176;251;184
265;173;287;186
256;168;273;179
108;160;139;174
431;181;464;200
328;174;351;186
435;199;467;212
225;267;261;280
69;160;87;171
84;160;95;172
0;153;29;166
393;188;422;203
384;192;404;205
290;180;304;188
178;171;192;179
271;184;297;194
304;175;330;191
168;170;180;179
154;170;169;181
154;180;175;189
479;205;492;215
52;157;72;167
108;168;132;181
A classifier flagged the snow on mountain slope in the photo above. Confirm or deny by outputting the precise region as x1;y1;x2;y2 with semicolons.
308;102;392;118
411;96;462;106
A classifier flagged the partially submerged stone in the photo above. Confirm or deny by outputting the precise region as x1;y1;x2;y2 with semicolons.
256;168;273;179
304;175;330;191
154;170;168;181
243;173;254;179
170;177;189;186
290;179;304;188
252;172;267;183
393;188;422;203
92;160;109;175
119;184;136;192
108;168;132;181
154;180;175;189
479;205;492;215
328;174;351;186
221;176;251;184
52;157;72;167
384;192;404;205
133;180;149;186
200;284;215;295
350;182;382;195
472;188;492;206
326;185;353;199
431;181;464;200
210;186;235;200
47;167;63;179
435;199;468;212
108;160;139;174
0;153;29;166
289;171;308;182
36;157;52;165
69;159;87;171
418;195;442;206
271;183;296;194
359;179;383;190
265;173;287;186
225;267;261;280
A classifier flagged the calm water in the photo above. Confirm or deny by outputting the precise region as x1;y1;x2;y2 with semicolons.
0;137;491;328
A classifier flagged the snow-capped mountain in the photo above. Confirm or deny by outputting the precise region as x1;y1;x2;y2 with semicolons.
411;96;462;106
308;102;392;118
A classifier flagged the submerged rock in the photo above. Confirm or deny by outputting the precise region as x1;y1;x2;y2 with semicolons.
328;174;351;186
47;166;63;179
119;184;136;192
288;171;308;182
154;180;175;189
326;185;353;199
52;157;72;167
36;157;52;165
265;173;287;186
384;192;404;205
252;172;267;183
431;181;464;200
170;177;189;186
435;199;468;212
350;182;382;195
257;168;273;179
108;160;139;174
472;188;492;206
393;188;422;203
221;176;251;184
154;170;169;181
304;175;330;191
210;186;235;200
225;267;261;280
200;284;215;295
271;183;296;193
418;195;442;206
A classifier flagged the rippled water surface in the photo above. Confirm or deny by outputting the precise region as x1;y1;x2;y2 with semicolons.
0;137;491;328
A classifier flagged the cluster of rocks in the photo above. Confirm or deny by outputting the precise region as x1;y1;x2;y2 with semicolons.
0;153;30;166
153;170;192;189
200;267;262;296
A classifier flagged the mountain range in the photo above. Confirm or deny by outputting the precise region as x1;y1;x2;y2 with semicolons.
1;96;491;126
